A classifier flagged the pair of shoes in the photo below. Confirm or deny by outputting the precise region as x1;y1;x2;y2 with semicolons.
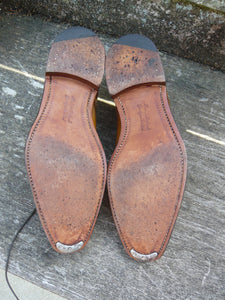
25;27;187;262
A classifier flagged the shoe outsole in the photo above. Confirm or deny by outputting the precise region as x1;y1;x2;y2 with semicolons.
106;34;187;262
26;27;107;254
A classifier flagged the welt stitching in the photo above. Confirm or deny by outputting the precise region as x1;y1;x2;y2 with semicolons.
158;86;185;254
83;89;106;243
26;76;55;245
107;96;131;252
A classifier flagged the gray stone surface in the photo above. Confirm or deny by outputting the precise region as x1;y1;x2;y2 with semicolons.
0;268;66;299
1;0;225;71
190;0;225;12
0;14;225;300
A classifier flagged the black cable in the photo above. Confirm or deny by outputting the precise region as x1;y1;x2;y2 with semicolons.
5;208;36;300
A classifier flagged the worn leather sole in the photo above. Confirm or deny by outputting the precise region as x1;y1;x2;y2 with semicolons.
25;27;106;253
106;34;187;261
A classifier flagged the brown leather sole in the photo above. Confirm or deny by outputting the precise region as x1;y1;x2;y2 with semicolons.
106;34;187;261
25;27;106;253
